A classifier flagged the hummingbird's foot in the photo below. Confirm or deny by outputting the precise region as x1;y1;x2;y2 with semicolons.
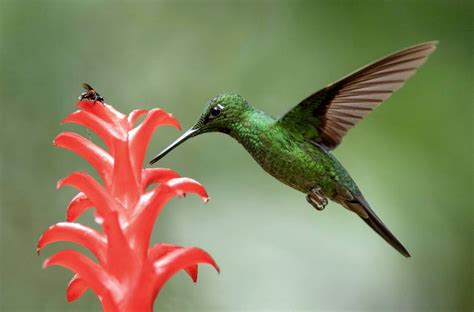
307;187;328;211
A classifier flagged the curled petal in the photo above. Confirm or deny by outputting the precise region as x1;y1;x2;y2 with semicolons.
142;168;181;191
148;243;198;282
76;101;114;123
37;222;107;264
76;101;126;126
43;249;117;305
62;110;118;150
164;178;209;201
54;132;113;186
138;177;209;222
128;109;148;127
66;275;88;302
102;103;128;127
66;193;92;222
57;171;123;216
57;172;130;260
129;178;208;253
128;109;181;180
154;247;219;286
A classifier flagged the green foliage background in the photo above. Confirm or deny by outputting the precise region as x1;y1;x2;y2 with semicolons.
1;1;472;311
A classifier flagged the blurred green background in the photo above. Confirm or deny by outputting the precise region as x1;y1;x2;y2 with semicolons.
1;0;472;311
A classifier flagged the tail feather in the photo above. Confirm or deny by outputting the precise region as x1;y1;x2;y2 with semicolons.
345;196;411;258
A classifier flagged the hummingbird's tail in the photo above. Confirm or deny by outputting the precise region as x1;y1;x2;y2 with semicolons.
340;195;411;258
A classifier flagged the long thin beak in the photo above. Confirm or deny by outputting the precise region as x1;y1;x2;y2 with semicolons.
149;127;200;165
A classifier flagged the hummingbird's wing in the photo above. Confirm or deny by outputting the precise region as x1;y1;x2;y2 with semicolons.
278;41;437;149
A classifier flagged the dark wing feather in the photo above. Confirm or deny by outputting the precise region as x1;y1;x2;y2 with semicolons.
279;41;438;149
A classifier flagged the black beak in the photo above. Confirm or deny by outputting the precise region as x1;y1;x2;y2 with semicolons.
149;127;200;165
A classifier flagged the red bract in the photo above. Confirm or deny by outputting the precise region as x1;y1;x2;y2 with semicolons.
38;100;219;311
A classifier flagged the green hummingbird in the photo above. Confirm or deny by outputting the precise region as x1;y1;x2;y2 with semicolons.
150;42;438;257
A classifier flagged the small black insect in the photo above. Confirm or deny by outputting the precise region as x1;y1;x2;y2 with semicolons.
79;83;104;103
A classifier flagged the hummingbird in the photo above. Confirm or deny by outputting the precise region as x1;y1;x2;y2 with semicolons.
150;42;438;257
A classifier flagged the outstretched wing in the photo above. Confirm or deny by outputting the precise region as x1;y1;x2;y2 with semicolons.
278;41;437;149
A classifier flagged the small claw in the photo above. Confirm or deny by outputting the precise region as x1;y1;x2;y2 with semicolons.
307;187;328;211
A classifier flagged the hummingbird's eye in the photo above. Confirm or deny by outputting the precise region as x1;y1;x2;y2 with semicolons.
209;104;223;119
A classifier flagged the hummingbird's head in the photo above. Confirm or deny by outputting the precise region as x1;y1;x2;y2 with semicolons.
196;93;250;134
149;93;249;164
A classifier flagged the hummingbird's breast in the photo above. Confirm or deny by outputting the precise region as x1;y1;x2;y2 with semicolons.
229;112;338;195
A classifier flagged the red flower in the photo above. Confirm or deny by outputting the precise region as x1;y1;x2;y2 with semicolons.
38;100;219;311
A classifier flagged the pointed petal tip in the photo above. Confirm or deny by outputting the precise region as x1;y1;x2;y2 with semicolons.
37;232;46;254
42;258;51;269
148;109;182;130
165;177;209;201
37;223;67;255
66;193;92;222
52;133;64;146
200;249;220;274
184;265;199;283
206;258;220;274
201;190;209;202
56;179;64;190
168;112;182;130
66;275;89;302
169;114;182;131
128;108;148;126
